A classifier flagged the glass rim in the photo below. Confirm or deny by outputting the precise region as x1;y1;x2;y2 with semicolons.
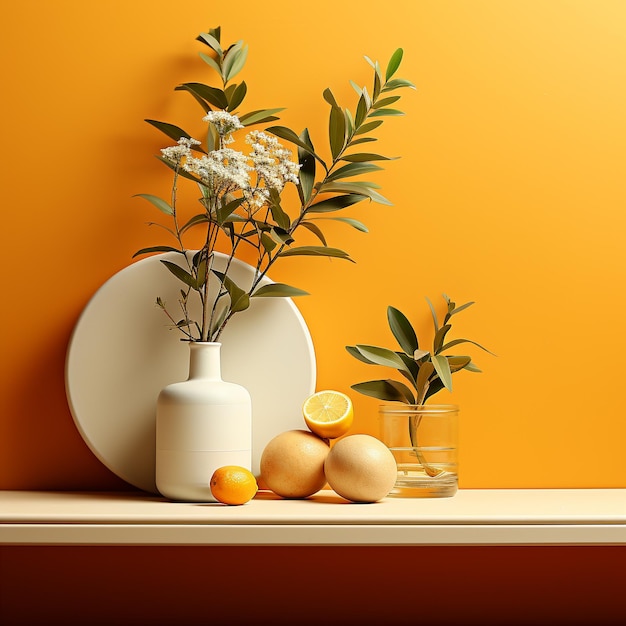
379;403;459;414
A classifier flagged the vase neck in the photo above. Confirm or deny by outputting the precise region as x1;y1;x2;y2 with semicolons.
188;342;222;380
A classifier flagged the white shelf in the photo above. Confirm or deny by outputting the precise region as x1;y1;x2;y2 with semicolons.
1;488;624;546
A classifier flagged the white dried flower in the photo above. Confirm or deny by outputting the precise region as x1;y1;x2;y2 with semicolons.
166;127;300;216
160;136;201;163
246;131;301;194
203;111;244;138
243;187;271;210
183;148;252;196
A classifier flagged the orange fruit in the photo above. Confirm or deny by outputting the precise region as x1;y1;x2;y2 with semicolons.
260;429;329;498
302;390;354;439
210;465;258;505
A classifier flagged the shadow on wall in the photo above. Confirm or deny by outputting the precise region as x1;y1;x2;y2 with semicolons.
1;317;132;491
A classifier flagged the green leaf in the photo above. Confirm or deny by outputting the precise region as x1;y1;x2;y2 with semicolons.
195;255;207;288
252;283;309;298
326;162;383;182
434;324;452;354
354;345;412;374
298;128;315;204
363;55;377;70
133;194;173;216
132;245;182;258
215;272;250;313
197;32;223;55
341;153;396;162
416;361;435;402
372;95;401;109
223;42;248;82
386;379;416;404
266;125;312;151
432;354;453;391
175;83;228;109
382;78;416;91
424;378;445;401
349;137;378;147
207;26;221;42
311;217;368;232
227;81;248;111
373;63;382;100
238;108;285;126
351;379;414;404
397;351;419;374
155;155;204;184
387;306;418;355
217;197;244;225
349;80;363;97
224;83;237;101
198;52;222;76
346;345;377;364
319;182;392;205
385;48;404;81
146;221;176;238
210;306;229;338
182;87;214;114
249;218;271;232
279;246;353;261
329;105;346;160
344;108;354;138
260;232;276;252
269;226;294;247
269;193;291;230
307;193;367;213
145;120;199;147
440;337;496;356
449;301;475;317
267;126;326;169
369;108;405;117
426;296;439;332
323;88;339;108
353;120;383;136
160;260;198;290
299;221;327;245
355;91;369;127
180;213;209;234
206;123;220;151
230;290;251;315
191;249;203;268
395;355;418;389
442;295;454;323
447;355;472;373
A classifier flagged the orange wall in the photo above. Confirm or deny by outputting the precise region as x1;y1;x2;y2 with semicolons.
1;0;625;489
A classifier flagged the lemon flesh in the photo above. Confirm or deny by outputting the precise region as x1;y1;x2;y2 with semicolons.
302;390;354;439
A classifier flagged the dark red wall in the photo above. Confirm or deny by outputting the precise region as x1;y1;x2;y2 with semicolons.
1;545;625;625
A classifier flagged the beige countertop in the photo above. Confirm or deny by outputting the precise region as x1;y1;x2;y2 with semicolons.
1;488;624;546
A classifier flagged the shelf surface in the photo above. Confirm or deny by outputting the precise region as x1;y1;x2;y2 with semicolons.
1;488;624;546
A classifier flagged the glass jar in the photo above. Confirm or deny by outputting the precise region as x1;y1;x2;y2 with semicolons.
379;404;459;497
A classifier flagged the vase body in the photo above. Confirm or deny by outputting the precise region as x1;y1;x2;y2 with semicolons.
155;342;252;502
379;404;459;498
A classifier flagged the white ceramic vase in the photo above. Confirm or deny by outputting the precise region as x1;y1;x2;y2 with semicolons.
155;342;252;502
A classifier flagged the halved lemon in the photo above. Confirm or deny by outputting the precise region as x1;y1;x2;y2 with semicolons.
302;390;354;439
